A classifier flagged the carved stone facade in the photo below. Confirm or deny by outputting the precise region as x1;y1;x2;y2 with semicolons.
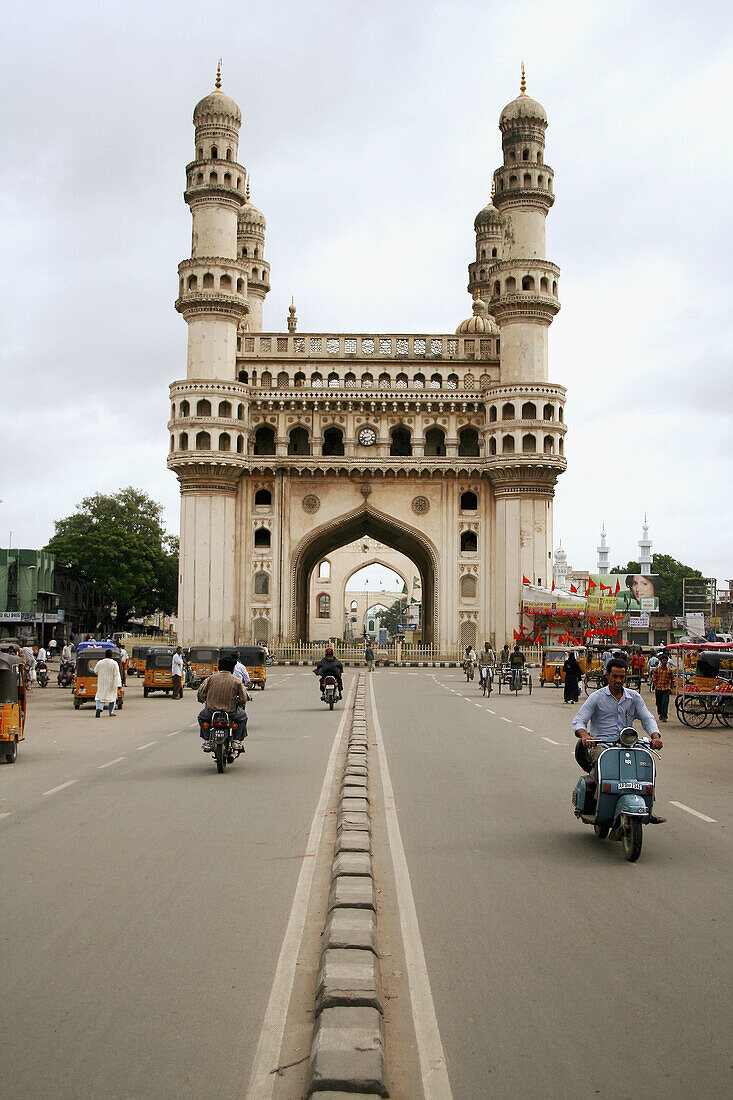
169;71;566;650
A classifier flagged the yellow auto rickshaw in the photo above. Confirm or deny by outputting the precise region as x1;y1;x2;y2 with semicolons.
540;646;586;687
186;645;219;687
73;644;125;710
220;645;268;690
129;645;145;676
0;652;26;763
143;646;177;697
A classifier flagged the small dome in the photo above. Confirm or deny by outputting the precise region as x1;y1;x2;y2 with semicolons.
474;200;501;231
193;90;242;129
456;297;499;335
239;200;266;230
500;91;547;127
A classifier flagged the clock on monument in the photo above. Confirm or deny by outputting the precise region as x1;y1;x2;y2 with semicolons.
358;427;377;446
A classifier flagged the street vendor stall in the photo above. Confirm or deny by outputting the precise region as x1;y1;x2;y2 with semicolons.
667;642;733;728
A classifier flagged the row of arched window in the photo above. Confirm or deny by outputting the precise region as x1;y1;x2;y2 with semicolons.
496;172;552;193
252;424;481;457
179;273;245;294
190;169;243;191
480;275;557;295
238;370;496;391
506;148;543;164
171;432;245;453
172;399;245;419
488;402;563;422
197;145;234;162
488;434;564;455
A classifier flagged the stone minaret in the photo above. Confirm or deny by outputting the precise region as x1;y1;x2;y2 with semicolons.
638;516;652;575
468;181;503;304
171;66;248;643
597;525;610;574
237;178;271;332
491;64;560;383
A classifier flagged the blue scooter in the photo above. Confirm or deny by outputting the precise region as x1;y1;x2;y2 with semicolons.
572;726;662;862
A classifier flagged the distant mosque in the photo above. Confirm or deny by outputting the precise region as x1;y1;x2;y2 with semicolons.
553;518;654;589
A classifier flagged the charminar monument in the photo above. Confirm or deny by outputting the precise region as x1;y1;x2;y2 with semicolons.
168;64;567;651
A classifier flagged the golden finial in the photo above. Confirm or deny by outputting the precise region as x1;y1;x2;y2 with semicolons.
520;62;526;94
215;59;222;90
245;175;250;203
490;178;495;201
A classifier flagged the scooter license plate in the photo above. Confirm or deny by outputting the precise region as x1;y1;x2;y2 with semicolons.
618;781;643;790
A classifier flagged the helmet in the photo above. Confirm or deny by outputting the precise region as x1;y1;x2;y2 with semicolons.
325;647;334;656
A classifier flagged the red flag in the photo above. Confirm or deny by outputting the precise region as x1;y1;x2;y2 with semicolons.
522;575;531;585
551;581;555;591
570;584;577;593
587;577;597;591
614;579;621;595
513;629;520;640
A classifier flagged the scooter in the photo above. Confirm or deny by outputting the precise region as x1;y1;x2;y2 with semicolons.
321;674;339;710
57;658;74;687
36;660;49;688
201;710;245;774
572;727;663;862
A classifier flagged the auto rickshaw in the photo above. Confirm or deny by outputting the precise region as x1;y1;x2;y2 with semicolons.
73;643;125;710
185;645;219;688
539;647;587;687
129;645;145;677
220;645;268;689
143;646;177;697
0;653;26;763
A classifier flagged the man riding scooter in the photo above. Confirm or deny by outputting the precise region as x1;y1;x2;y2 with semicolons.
313;646;344;700
572;657;665;822
197;653;248;753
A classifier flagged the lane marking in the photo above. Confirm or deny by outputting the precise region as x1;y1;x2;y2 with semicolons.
0;812;11;822
485;708;495;714
166;729;182;737
669;801;717;823
246;679;355;1100
500;717;513;724
98;756;126;769
137;741;157;751
542;737;559;745
370;683;453;1099
43;780;77;797
519;725;534;732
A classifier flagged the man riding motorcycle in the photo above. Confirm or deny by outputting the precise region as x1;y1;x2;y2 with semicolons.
572;657;665;821
313;647;344;700
197;654;248;752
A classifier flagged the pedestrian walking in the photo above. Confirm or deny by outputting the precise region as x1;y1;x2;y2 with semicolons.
365;643;375;672
652;652;674;723
118;644;129;686
563;650;582;703
93;654;122;717
171;645;184;698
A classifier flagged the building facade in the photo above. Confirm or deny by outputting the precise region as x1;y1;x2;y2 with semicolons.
168;68;567;651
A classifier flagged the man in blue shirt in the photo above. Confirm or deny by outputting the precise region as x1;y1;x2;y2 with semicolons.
573;657;665;819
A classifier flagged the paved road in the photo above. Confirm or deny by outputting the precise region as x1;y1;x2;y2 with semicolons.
2;666;732;1098
374;668;733;1099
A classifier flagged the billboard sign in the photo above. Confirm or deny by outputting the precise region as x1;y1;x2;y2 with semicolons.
586;574;660;615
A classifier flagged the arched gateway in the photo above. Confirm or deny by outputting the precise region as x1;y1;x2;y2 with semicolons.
168;72;567;653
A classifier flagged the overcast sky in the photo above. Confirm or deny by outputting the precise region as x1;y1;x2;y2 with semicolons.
2;0;731;587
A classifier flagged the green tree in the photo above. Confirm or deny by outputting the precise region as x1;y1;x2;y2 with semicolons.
374;599;405;637
46;488;179;629
610;553;704;618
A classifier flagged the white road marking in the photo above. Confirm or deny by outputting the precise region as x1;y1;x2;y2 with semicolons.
98;757;126;769
669;801;717;823
166;729;182;737
370;682;453;1099
246;680;355;1100
485;708;495;714
136;741;157;751
43;780;77;797
542;737;560;745
500;717;513;724
519;725;534;732
0;812;11;821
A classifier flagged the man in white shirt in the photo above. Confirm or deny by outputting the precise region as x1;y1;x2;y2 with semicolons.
37;645;48;664
171;646;185;699
233;651;252;688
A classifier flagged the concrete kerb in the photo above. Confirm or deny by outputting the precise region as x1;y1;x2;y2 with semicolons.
307;675;388;1098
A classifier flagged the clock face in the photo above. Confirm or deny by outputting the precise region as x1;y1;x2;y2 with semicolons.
358;427;377;447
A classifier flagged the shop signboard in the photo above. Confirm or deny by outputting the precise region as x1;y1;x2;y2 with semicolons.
628;613;650;628
587;574;660;614
0;611;22;622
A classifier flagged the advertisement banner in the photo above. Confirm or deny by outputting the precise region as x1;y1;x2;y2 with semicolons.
586;574;659;614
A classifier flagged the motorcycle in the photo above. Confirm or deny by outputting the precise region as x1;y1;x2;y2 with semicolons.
572;727;663;862
265;653;274;667
463;659;475;682
36;660;49;688
202;709;244;774
321;674;339;710
57;658;74;687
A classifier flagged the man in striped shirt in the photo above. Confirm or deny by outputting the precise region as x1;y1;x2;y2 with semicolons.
197;653;248;752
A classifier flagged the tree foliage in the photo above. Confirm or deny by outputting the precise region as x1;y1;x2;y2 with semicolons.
374;599;405;636
46;488;178;628
610;553;704;618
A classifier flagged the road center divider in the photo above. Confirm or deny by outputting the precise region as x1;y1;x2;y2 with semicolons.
306;674;389;1097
